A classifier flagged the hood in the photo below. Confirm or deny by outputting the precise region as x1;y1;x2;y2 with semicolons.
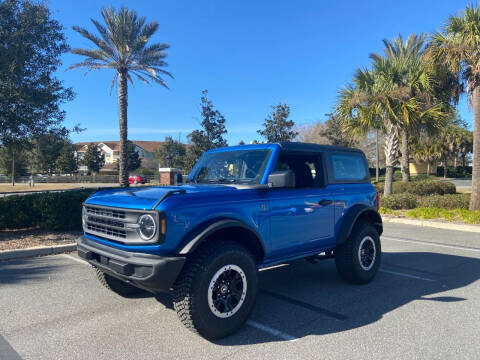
84;184;237;210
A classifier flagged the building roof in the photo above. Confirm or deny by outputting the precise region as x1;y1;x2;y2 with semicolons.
74;140;164;153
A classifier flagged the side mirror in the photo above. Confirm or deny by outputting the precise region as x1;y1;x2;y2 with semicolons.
268;170;295;188
175;173;183;185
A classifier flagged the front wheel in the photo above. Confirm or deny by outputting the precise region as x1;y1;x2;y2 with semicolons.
172;241;258;340
335;222;381;284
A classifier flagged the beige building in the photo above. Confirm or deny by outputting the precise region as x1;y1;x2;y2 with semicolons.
409;160;438;176
74;141;163;171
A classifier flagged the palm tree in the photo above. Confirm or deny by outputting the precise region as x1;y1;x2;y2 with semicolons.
412;137;441;176
371;34;447;182
69;7;172;186
427;3;480;209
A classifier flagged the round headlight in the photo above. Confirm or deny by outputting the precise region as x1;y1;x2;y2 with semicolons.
138;214;156;240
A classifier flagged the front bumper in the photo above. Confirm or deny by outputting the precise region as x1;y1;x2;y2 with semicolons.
77;235;186;293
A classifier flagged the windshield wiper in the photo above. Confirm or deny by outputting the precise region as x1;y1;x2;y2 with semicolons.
205;178;238;183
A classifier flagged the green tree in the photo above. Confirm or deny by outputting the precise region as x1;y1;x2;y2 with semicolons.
412;137;441;176
56;142;78;174
0;0;73;184
427;3;480;209
0;143;29;178
185;90;227;171
83;144;105;174
69;7;172;187
0;0;73;145
338;35;448;194
153;137;186;169
127;142;142;171
31;132;68;174
320;112;359;148
370;34;447;183
258;102;298;142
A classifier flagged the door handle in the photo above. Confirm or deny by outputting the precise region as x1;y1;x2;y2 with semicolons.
318;199;332;206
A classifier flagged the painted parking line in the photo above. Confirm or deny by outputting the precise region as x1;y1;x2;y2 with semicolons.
379;269;435;282
383;236;480;253
246;320;298;341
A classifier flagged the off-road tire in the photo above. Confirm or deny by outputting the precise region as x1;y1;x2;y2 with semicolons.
94;267;143;297
172;241;258;340
335;222;381;284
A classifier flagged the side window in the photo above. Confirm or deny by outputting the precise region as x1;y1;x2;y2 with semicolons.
330;153;368;182
274;153;324;188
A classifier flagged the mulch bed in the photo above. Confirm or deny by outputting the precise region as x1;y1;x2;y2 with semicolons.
0;229;81;251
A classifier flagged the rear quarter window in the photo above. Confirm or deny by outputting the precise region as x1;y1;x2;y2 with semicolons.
329;153;368;183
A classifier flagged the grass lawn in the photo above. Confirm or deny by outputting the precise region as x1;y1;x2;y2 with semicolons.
0;183;120;193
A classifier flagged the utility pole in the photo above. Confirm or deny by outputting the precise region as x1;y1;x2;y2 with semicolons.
11;149;15;187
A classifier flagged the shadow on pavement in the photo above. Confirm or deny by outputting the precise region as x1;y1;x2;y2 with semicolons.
215;251;480;345
0;257;68;286
144;251;480;345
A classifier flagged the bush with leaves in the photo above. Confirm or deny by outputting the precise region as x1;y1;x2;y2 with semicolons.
381;193;418;210
418;194;470;209
0;189;96;230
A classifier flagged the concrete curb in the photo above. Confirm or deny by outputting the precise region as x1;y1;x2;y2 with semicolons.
0;243;76;261
383;216;480;233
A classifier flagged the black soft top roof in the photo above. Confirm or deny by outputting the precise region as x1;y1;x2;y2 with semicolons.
277;142;363;154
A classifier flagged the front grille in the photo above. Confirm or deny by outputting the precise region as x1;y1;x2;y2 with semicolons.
83;204;159;244
87;216;124;229
85;206;125;219
86;223;127;238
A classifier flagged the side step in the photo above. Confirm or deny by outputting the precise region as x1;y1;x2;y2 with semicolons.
306;251;334;264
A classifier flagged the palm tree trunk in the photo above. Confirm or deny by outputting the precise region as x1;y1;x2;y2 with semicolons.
470;87;480;210
427;162;430;176
118;70;129;187
375;128;379;183
400;128;410;182
443;157;447;179
383;123;398;196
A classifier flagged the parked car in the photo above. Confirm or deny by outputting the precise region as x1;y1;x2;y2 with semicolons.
128;174;146;184
77;142;382;340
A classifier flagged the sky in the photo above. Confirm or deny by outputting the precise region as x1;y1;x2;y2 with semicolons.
47;0;473;145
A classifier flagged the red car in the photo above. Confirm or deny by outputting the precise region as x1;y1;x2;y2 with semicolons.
128;175;147;184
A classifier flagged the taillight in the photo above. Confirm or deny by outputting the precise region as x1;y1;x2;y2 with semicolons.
376;191;380;211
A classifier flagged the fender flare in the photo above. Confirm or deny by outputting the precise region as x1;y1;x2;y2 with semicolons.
336;205;383;246
176;219;266;257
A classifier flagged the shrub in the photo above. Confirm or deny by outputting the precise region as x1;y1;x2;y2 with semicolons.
406;181;456;196
418;194;470;209
0;189;96;231
381;193;418;210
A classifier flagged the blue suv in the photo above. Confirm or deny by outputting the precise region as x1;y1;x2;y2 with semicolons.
77;142;382;339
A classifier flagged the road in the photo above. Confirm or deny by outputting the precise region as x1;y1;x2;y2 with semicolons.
1;223;480;360
441;178;472;192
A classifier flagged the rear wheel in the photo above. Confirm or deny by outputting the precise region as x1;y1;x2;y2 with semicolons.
173;241;258;340
335;222;381;284
94;267;143;297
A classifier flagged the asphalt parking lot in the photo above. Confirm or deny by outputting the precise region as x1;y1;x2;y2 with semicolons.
1;223;480;360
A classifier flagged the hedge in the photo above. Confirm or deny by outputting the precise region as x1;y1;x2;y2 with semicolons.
381;193;418;210
374;180;456;196
380;193;470;210
0;189;96;231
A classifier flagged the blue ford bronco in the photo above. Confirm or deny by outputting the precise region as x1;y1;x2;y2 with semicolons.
77;142;382;339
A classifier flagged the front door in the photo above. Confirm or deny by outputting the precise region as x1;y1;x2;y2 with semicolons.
266;153;334;259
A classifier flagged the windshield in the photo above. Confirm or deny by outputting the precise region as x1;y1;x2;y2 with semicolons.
187;149;271;184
